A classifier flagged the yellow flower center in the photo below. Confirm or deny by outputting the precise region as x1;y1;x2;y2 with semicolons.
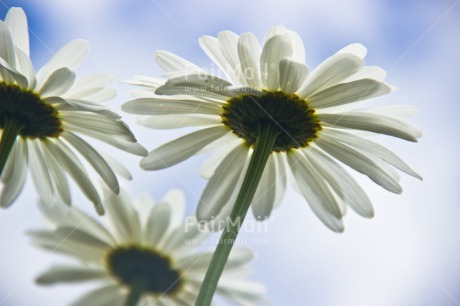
106;246;182;295
222;91;322;152
0;82;62;138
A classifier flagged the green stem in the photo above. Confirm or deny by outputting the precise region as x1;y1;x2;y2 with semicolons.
0;118;23;176
195;124;278;306
124;280;145;306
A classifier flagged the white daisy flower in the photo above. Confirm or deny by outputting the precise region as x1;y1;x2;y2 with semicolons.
29;189;266;306
123;25;422;232
0;8;146;213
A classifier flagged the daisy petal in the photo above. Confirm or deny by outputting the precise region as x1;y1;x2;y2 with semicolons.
141;125;228;170
28;140;55;205
323;129;421;179
316;137;402;194
14;47;36;89
199;34;241;84
36;265;106;284
145;200;173;246
155;50;202;73
99;152;132;180
0;56;28;87
252;154;277;220
309;78;391;109
39;67;76;97
287;150;344;232
309;146;374;217
273;154;288;208
122;97;221;116
343;66;387;82
260;35;293;90
218;31;247;85
62;131;119;194
71;285;123;306
137;114;221;130
319;112;418;142
44;139;103;214
36;39;89;88
297;53;363;99
197;145;249;221
104;190;142;243
0;20;16;66
279;58;309;93
238;33;262;88
0;141;27;208
337;43;367;59
4;8;29;55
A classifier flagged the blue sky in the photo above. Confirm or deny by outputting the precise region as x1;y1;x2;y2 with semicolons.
1;0;460;305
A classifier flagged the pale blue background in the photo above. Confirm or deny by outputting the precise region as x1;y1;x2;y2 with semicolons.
1;0;459;305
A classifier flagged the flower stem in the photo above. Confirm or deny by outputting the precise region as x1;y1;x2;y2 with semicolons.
195;124;278;306
0;118;23;176
124;279;145;306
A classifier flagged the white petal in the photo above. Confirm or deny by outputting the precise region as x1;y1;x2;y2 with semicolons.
0;20;16;67
287;30;306;63
0;56;28;87
199;34;241;84
337;43;367;59
28;140;55;204
286;150;344;232
218;31;247;85
297;53;363;99
316;136;402;194
343;66;387;82
273;154;288;208
36;39;89;88
104;190;142;243
39;67;75;97
64;73;113;98
264;25;288;40
5;8;29;56
62;111;136;142
360;104;418;117
322;129;421;179
44;139;103;214
36;265;106;284
309;146;374;218
137;114;221;130
144;201;173;246
318;112;419;142
252;154;277;220
122;97;222;116
140;125;228;170
238;33;262;88
62;131;119;194
197;145;248;221
37;200;116;244
71;285;124;306
260;35;293;90
62;123;146;156
160;189;186;229
279;58;309;93
0;141;27;207
155;50;202;73
40;141;72;206
199;138;242;179
99;152;132;180
309;79;391;109
54;226;112;251
54;98;120;119
155;73;232;96
14;47;36;89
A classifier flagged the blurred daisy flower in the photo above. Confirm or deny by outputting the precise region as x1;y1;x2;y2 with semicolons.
123;25;421;232
29;189;266;306
0;8;146;213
